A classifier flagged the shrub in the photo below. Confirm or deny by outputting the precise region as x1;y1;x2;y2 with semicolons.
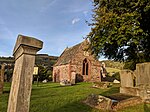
112;72;120;81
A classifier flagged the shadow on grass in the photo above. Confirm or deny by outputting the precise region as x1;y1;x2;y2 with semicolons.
3;90;10;94
51;84;81;88
100;86;120;96
51;85;120;112
52;101;98;112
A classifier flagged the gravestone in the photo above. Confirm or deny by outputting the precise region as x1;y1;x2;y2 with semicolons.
60;80;71;86
84;94;113;111
7;35;43;112
120;63;150;100
120;70;134;87
0;64;5;94
71;71;76;84
136;63;150;86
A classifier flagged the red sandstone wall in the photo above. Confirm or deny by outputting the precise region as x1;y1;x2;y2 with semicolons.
53;41;101;82
53;64;70;82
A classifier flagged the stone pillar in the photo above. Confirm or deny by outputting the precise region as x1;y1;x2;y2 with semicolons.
7;35;43;112
120;70;134;87
136;63;150;86
0;64;5;94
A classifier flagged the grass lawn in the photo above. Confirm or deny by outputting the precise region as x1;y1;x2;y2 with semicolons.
0;82;150;112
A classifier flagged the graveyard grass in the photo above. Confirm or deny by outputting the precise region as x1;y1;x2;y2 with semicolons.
1;82;150;112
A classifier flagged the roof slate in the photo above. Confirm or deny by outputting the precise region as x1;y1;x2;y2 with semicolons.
54;40;88;66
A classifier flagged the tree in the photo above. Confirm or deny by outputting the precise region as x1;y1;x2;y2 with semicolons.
88;0;150;70
36;65;52;81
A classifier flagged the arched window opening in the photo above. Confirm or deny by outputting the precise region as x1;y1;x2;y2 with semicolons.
82;59;89;75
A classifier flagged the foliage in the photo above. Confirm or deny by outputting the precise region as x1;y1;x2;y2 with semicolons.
101;60;124;69
112;72;120;81
34;55;58;81
123;60;137;70
36;65;52;82
3;64;14;82
0;55;58;82
88;0;150;70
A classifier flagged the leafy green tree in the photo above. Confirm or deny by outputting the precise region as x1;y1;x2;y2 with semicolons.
36;65;53;81
88;0;150;70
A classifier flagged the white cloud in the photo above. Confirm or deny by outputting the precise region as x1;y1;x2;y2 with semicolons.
83;11;88;16
72;18;80;24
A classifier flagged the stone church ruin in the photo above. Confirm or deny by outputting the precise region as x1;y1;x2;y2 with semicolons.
53;40;101;83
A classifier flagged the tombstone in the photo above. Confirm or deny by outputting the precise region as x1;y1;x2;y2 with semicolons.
71;71;76;84
60;80;71;86
136;63;150;86
120;64;150;99
84;94;113;111
7;35;43;112
0;64;5;94
120;70;134;87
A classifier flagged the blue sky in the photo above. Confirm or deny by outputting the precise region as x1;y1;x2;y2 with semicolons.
0;0;94;58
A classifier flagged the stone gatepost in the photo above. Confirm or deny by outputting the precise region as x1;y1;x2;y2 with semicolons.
7;35;43;112
0;64;5;94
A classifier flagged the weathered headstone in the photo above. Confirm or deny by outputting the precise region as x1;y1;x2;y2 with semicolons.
7;35;43;112
120;70;134;87
60;80;71;86
136;63;150;86
120;63;150;100
84;94;113;111
0;64;5;94
71;71;76;84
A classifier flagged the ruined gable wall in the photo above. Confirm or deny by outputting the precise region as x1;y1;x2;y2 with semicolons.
71;43;101;82
53;64;70;82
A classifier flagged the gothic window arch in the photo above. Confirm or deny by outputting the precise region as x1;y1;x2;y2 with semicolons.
82;58;89;75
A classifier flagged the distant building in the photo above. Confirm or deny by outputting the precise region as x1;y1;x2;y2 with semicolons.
53;40;101;82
